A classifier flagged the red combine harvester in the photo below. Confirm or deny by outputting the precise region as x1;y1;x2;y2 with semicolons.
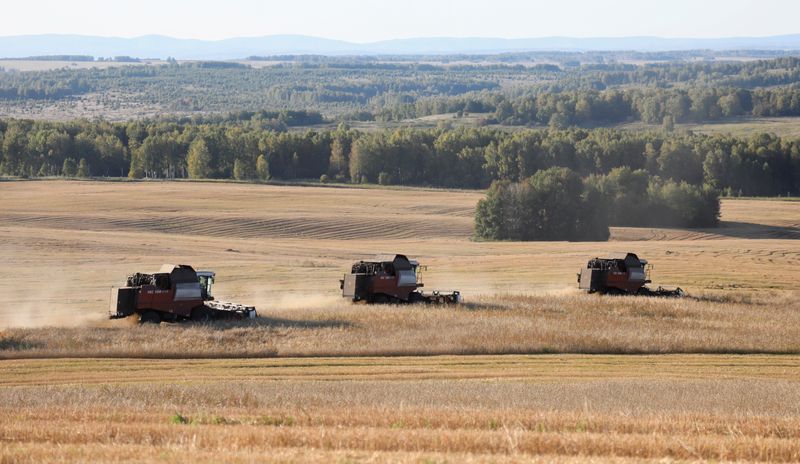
577;252;683;297
109;264;257;323
340;254;461;304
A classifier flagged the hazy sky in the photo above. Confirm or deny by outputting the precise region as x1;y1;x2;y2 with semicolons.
4;0;798;41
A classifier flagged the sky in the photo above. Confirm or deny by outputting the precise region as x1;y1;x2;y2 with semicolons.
3;0;799;41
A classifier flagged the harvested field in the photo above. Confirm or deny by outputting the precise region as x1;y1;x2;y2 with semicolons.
2;292;799;358
2;355;800;462
1;180;799;462
1;180;798;331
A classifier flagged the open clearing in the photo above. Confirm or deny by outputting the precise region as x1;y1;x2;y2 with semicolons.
1;180;799;462
617;116;800;138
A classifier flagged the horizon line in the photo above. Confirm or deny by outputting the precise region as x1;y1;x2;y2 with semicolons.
2;32;800;43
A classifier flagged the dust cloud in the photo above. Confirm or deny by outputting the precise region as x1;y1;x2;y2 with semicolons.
0;244;108;329
0;281;107;329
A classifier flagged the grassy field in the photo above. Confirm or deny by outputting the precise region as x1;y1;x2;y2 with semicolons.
305;114;800;136
1;180;799;461
617;116;800;138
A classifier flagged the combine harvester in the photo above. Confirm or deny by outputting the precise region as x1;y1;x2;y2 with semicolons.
578;252;683;297
340;254;461;304
109;264;257;323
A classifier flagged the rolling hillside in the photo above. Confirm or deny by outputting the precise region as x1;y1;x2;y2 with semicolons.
0;180;798;327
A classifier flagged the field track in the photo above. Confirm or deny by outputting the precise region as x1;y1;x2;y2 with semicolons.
3;354;800;386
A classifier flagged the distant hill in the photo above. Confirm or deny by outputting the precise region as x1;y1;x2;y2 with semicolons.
3;34;800;60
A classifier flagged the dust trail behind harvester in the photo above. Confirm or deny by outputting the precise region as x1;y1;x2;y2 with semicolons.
253;291;343;312
0;278;106;329
0;243;110;328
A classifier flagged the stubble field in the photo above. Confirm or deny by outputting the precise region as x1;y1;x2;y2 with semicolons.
1;180;799;462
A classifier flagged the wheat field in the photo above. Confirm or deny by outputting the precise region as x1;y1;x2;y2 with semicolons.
2;355;800;462
1;180;798;329
1;180;799;462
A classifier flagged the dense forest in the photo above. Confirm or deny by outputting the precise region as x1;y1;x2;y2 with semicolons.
3;56;800;124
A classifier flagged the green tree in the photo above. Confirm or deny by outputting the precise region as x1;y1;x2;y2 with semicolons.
93;133;126;177
187;139;212;179
718;94;743;117
256;154;269;181
76;158;89;177
657;140;703;184
1;123;28;175
61;158;77;177
527;167;592;240
233;158;253;180
328;136;349;179
474;180;512;241
548;112;569;130
128;149;145;179
647;179;720;227
662;115;675;132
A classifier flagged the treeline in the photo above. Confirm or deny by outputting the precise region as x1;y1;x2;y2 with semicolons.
3;55;95;62
178;110;325;128
248;50;799;66
0;75;92;99
397;85;800;126
1;118;799;198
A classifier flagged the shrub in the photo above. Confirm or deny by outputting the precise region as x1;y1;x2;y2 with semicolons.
170;413;189;425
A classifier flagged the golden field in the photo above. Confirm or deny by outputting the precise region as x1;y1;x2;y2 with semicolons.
2;355;800;462
1;179;799;462
2;291;799;358
0;180;798;329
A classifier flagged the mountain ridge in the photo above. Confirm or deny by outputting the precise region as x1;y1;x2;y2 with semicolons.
3;33;800;59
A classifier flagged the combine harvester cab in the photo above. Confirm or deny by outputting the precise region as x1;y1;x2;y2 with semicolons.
578;252;683;297
340;254;461;304
109;264;257;323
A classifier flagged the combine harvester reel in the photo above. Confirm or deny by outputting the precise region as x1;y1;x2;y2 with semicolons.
109;264;257;324
578;253;683;297
340;254;461;305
